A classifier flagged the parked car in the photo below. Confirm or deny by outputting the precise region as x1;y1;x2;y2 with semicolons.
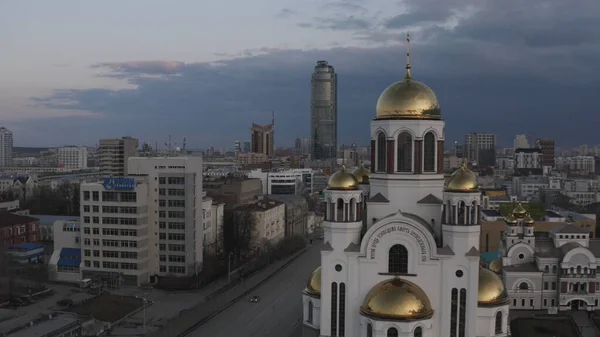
56;299;74;308
18;296;33;305
250;295;260;303
9;298;26;307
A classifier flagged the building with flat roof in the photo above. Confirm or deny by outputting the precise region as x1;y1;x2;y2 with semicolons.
0;212;40;247
99;137;139;177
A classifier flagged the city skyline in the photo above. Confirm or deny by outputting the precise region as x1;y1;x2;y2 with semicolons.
2;0;599;148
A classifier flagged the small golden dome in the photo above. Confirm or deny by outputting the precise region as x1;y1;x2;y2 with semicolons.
305;266;321;297
488;259;502;274
524;213;535;226
327;165;359;190
512;203;527;218
361;278;434;321
478;266;509;307
353;164;371;185
445;164;479;193
504;213;518;224
375;79;440;120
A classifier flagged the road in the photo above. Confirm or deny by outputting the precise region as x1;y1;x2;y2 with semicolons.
188;241;323;337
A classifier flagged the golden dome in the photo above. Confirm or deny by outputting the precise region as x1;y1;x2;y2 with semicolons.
504;213;518;224
353;164;371;185
478;266;509;307
488;259;502;274
445;164;479;193
512;203;527;218
361;278;434;321
524;213;535;226
327;165;359;190
305;266;321;297
375;79;440;120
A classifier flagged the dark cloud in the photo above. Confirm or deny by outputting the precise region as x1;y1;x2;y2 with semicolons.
314;16;371;30
25;0;600;148
323;1;367;13
276;9;297;19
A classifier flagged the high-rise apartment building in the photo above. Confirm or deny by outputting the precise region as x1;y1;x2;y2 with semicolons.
58;146;88;170
536;139;556;167
464;133;497;166
0;127;13;167
513;134;530;149
99;137;139;177
310;61;337;160
79;156;204;286
251;118;274;157
295;138;311;155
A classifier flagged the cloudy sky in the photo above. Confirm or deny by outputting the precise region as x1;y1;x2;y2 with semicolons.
1;0;599;149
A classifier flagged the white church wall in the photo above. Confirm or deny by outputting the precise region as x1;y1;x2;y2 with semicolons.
302;294;321;329
360;316;434;337
475;306;509;337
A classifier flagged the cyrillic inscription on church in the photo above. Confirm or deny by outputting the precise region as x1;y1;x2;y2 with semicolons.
369;225;427;259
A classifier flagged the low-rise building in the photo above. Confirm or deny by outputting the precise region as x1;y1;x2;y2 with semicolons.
203;177;262;204
236;199;285;250
248;168;314;195
48;220;82;283
5;242;45;263
266;194;307;237
0;212;40;246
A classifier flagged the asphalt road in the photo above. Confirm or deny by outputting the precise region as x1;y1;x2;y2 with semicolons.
188;241;323;337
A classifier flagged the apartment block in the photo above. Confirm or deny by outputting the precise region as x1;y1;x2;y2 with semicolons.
58;146;88;170
99;137;139;177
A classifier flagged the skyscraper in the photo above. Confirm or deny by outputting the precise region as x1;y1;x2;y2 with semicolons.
0;127;13;167
465;133;497;166
311;61;337;160
251;113;275;157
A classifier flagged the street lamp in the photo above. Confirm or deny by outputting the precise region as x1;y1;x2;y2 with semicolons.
136;296;148;336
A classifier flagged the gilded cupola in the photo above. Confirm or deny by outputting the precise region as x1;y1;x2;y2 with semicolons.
353;164;371;185
504;213;518;225
361;278;434;321
524;213;535;226
445;164;479;193
327;165;359;191
478;266;509;307
512;203;527;219
304;266;321;297
375;32;441;121
488;258;502;274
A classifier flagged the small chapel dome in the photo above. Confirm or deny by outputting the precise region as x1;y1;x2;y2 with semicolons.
478;266;509;307
504;213;518;225
488;258;502;274
445;164;479;193
360;278;434;321
304;266;321;297
327;165;359;191
353;163;371;185
512;203;527;219
524;213;535;226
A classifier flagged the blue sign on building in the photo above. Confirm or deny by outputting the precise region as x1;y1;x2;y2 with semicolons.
103;176;136;191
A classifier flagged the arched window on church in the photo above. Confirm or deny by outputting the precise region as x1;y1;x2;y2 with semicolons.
495;311;503;334
387;327;398;337
397;132;412;172
337;198;344;222
552;265;557;273
518;282;529;290
544;265;549;273
367;323;373;337
308;301;313;323
414;327;423;337
377;132;387;172
388;244;408;274
423;132;436;172
457;201;466;225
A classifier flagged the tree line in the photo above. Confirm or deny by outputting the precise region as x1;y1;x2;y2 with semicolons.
0;182;80;216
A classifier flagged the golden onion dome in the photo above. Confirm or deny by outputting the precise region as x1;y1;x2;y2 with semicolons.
488;259;502;274
361;278;434;321
524;213;535;226
445;164;479;193
304;266;321;297
504;213;518;225
375;79;440;120
512;203;527;218
327;165;359;191
353;164;371;185
478;266;509;307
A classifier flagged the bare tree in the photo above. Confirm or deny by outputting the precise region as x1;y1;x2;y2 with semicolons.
223;207;256;261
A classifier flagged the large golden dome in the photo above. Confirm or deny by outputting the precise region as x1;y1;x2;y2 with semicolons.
327;165;359;190
512;203;527;218
353;164;371;185
478;266;509;307
375;79;440;120
488;259;502;274
361;278;434;321
445;164;479;193
305;266;321;297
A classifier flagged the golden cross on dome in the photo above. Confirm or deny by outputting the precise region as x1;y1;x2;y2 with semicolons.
405;32;412;80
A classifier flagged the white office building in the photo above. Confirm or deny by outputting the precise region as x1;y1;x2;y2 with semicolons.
58;146;88;170
48;220;82;283
0;127;13;167
248;168;314;195
514;148;542;169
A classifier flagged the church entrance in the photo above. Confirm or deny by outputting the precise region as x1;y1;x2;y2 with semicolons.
570;300;587;311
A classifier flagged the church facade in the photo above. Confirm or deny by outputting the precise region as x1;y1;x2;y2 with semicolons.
301;35;509;337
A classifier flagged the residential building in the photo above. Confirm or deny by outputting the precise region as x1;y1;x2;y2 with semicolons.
311;61;337;160
465;132;497;166
58;146;88;170
514;148;542;169
556;156;595;175
237;152;268;165
0;212;40;247
512;175;548;199
0;126;13;167
203;177;263;205
48;220;82;283
536;139;555;167
513;134;530;149
236;199;285;250
248;168;314;195
99;137;139;177
267;194;308;237
251;120;274;158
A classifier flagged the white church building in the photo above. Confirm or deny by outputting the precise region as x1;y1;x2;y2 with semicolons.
301;34;509;337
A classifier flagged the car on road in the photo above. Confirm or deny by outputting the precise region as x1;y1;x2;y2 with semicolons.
250;295;260;303
56;299;74;308
9;297;26;307
18;296;34;305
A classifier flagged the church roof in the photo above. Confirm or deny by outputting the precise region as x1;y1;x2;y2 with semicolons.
417;194;443;205
368;193;389;203
534;239;560;258
560;242;583;256
504;262;540;273
437;245;455;255
322;242;333;251
465;247;480;257
344;242;360;252
549;223;592;234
